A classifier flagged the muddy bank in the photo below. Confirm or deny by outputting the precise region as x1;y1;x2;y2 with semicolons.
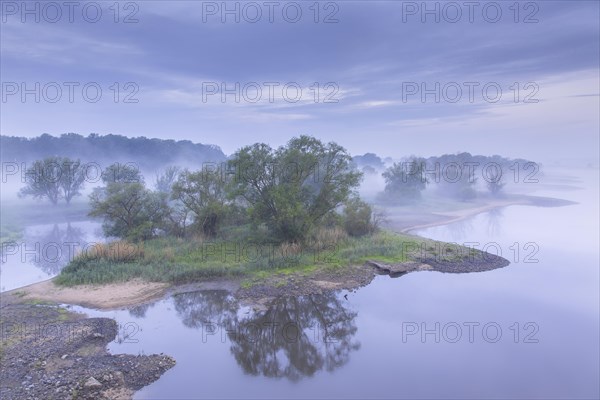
0;292;175;400
236;264;377;305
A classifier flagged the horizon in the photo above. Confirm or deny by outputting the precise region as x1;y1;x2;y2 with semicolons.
2;131;598;166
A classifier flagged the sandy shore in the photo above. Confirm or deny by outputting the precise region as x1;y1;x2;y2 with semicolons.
5;279;171;310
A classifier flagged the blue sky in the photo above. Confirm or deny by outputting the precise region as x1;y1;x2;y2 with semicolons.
1;1;599;161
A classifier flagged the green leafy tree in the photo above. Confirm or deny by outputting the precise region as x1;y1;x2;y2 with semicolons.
155;166;189;237
171;168;228;237
343;197;375;237
89;181;169;241
228;136;362;242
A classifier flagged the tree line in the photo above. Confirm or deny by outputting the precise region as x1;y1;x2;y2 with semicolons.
19;136;377;243
379;152;539;203
1;133;226;171
17;137;537;240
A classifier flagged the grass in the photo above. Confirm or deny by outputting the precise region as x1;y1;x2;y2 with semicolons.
55;226;474;287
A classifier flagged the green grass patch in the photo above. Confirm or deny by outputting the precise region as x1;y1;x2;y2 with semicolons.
55;230;451;287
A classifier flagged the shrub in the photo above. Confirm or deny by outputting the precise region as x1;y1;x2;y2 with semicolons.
343;197;375;237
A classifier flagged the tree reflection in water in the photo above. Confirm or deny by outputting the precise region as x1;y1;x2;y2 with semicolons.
174;290;238;328
486;208;503;237
27;223;85;275
173;291;359;381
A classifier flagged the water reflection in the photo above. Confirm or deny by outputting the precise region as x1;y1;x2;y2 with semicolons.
26;222;85;274
445;217;473;241
172;291;359;381
485;208;503;237
0;220;103;292
174;290;237;327
129;302;156;319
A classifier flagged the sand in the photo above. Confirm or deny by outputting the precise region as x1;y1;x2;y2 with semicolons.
8;279;170;310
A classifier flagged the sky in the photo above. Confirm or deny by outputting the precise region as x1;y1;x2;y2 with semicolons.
1;0;599;161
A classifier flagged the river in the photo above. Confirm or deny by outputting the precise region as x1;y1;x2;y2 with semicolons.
0;220;104;292
3;168;598;398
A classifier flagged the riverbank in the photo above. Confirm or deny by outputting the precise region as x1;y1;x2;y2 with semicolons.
3;194;575;310
3;232;510;310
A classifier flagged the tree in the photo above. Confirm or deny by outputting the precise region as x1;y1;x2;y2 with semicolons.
89;181;169;241
228;136;362;242
155;166;189;237
101;162;142;184
486;167;505;197
19;157;85;205
155;166;181;194
171;168;229;237
382;157;428;202
353;153;385;170
427;152;478;201
343;197;375;237
59;159;86;204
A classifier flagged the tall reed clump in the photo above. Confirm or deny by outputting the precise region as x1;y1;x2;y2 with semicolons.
55;241;146;286
76;241;144;263
310;226;348;251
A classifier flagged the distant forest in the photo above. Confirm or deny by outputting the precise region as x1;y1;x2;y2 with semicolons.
0;133;226;171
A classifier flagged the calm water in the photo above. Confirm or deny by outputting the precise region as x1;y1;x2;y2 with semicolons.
3;169;598;398
0;220;103;292
64;169;599;399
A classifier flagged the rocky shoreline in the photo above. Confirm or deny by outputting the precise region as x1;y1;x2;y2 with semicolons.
0;294;175;400
236;243;510;303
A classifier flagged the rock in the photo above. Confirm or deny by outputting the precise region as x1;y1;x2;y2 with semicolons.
84;377;102;389
113;371;125;385
367;260;420;274
60;354;68;360
91;332;104;339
